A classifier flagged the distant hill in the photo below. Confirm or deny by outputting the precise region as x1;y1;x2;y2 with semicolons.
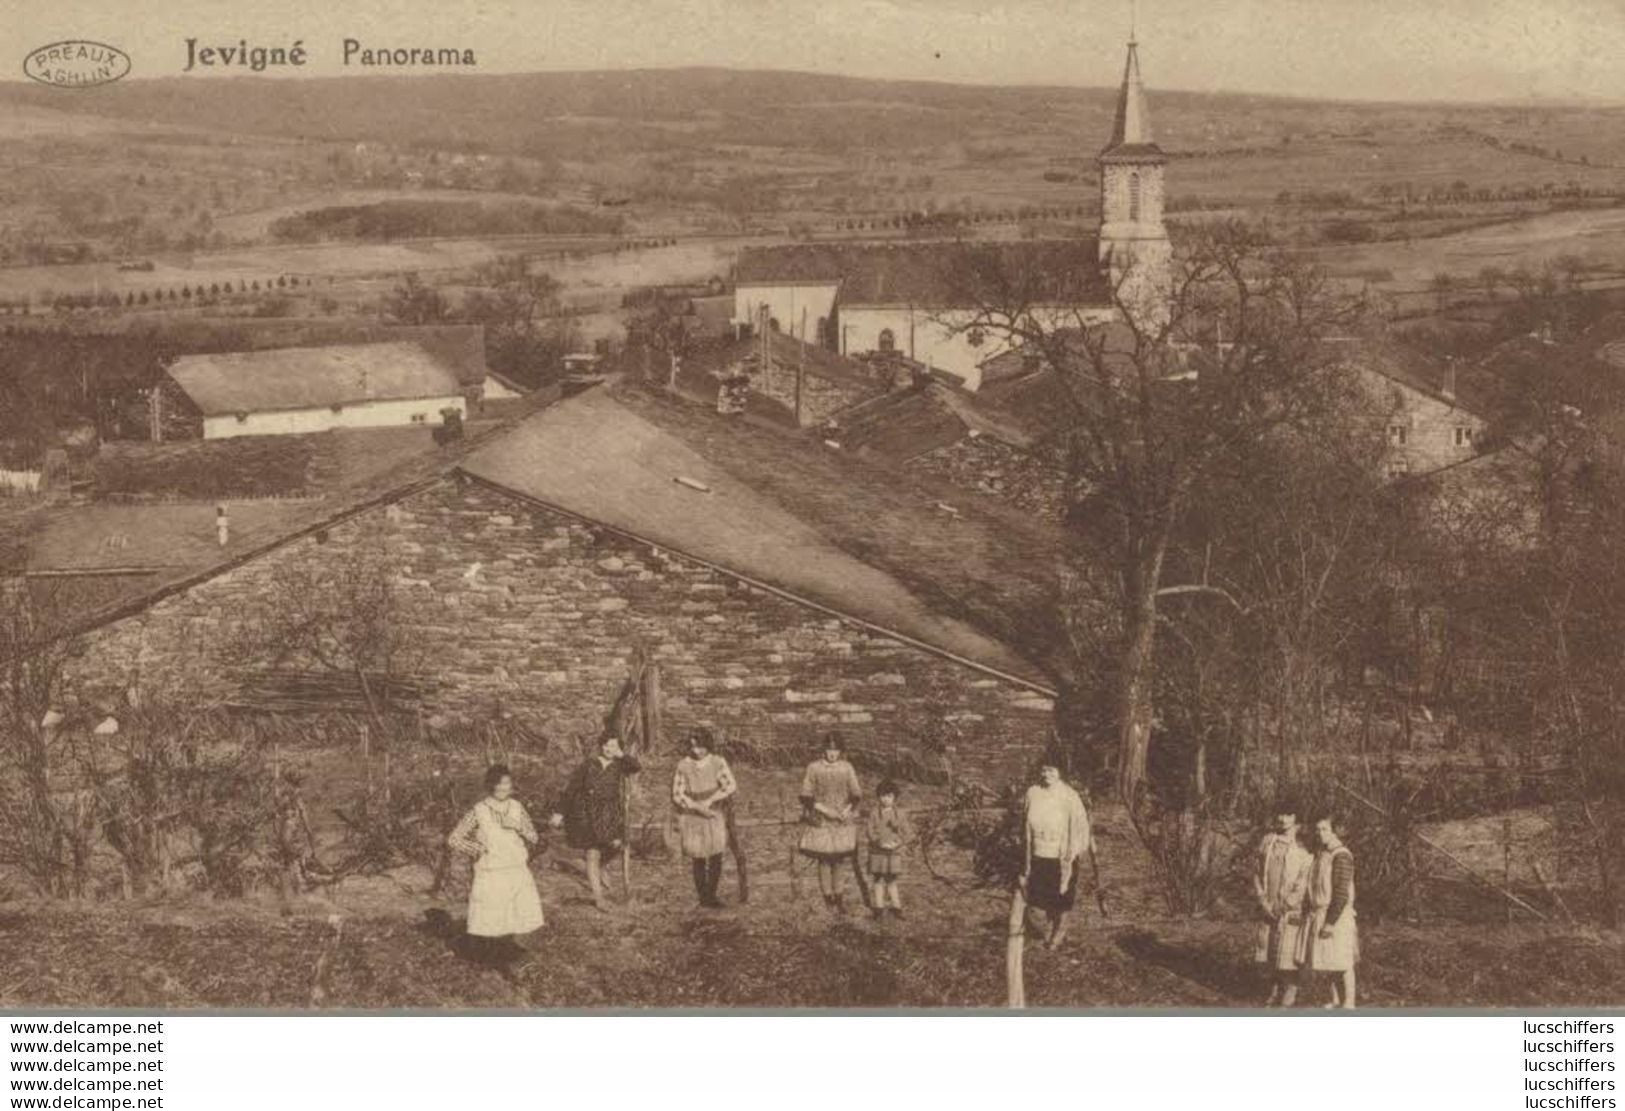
0;66;1354;158
8;65;1625;270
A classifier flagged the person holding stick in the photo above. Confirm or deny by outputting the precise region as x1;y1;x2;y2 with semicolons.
446;764;545;964
672;728;737;909
798;733;863;914
1298;813;1359;1009
548;736;641;912
1019;760;1092;949
1253;803;1311;1006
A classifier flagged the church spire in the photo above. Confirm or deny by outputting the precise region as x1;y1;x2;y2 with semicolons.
1104;38;1157;154
1096;29;1171;328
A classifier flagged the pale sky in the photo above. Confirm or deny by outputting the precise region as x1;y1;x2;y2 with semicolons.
6;0;1624;102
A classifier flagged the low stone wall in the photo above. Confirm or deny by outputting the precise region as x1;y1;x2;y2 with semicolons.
756;361;885;427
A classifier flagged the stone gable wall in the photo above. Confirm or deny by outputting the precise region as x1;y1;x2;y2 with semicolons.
62;476;1054;785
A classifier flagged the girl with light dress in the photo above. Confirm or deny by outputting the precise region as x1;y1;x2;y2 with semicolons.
447;764;546;963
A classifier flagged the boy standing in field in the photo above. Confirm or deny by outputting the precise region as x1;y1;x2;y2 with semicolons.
864;779;913;920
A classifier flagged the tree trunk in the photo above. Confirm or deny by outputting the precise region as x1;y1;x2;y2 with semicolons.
1116;587;1160;807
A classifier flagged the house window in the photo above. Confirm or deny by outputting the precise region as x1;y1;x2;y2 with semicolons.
411;413;427;424
1388;424;1408;446
967;327;985;348
1387;457;1411;479
1129;172;1142;222
1454;426;1473;447
878;328;896;353
768;317;781;333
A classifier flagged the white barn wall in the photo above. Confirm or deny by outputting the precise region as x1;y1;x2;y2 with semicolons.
202;395;467;440
836;307;989;388
839;305;1118;392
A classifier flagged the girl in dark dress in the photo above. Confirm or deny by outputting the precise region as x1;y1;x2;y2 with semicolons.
549;736;641;911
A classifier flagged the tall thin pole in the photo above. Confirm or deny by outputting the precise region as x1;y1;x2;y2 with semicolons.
797;307;807;426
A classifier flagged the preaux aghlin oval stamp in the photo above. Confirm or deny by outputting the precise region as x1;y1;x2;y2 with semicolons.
23;40;131;88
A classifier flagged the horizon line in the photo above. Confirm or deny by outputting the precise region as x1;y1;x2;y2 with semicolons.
2;62;1622;112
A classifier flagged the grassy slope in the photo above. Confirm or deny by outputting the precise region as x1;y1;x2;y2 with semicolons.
4;744;1618;1010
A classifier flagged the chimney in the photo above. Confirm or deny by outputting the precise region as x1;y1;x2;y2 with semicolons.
216;504;230;547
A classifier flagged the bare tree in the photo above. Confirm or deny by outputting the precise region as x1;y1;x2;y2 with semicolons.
383;272;448;325
944;222;1370;810
229;521;424;734
0;581;87;895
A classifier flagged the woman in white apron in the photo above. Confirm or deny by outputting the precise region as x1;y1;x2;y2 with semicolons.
448;764;546;962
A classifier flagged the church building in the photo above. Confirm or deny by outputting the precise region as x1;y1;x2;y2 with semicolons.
732;39;1173;393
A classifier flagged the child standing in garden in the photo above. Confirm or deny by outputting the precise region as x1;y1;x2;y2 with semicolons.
864;779;913;920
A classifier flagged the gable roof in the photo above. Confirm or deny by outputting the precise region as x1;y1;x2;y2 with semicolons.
459;386;1062;689
826;386;971;460
736;240;1110;308
1331;336;1489;417
356;324;488;388
13;393;561;634
168;341;464;417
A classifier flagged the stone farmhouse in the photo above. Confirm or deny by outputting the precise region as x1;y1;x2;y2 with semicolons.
159;341;469;440
54;385;1063;784
732;39;1171;392
1334;339;1490;478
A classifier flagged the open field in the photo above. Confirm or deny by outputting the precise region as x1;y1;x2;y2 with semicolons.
7;70;1625;268
1312;205;1625;286
0;236;743;304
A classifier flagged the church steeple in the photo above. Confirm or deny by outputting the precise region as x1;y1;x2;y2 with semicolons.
1104;38;1158;155
1097;35;1171;326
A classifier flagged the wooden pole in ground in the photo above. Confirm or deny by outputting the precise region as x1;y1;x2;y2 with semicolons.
632;650;660;901
1006;884;1028;1009
851;837;872;911
784;786;800;901
619;650;644;903
1503;816;1514;927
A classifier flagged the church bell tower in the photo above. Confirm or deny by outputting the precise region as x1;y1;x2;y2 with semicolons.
1098;37;1171;326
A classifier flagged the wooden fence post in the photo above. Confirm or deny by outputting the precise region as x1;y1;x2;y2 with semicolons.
1503;816;1514;927
1006;886;1028;1009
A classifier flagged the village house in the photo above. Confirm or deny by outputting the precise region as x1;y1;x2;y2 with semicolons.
731;39;1171;392
158;340;469;441
53;385;1063;784
1337;340;1490;478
